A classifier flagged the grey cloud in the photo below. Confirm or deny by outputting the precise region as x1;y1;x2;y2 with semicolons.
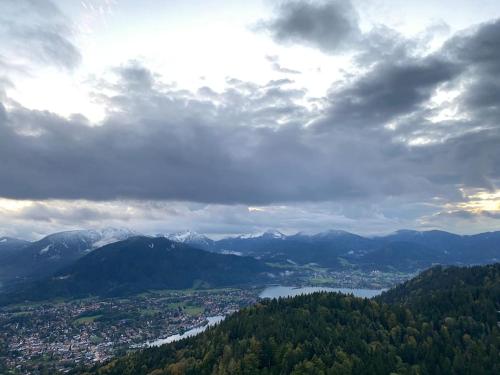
313;15;500;138
429;209;500;223
447;20;500;73
261;1;465;134
265;55;302;74
483;211;500;220
9;26;81;70
261;0;361;53
320;55;461;129
113;62;157;91
440;210;477;220
0;66;411;204
0;0;81;71
1;19;500;216
15;203;114;223
265;79;295;87
443;20;500;124
260;0;447;70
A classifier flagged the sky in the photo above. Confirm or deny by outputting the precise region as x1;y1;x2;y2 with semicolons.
1;0;500;239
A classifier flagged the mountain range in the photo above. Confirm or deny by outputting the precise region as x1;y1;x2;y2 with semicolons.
0;228;136;286
213;229;500;270
2;236;271;303
1;228;499;288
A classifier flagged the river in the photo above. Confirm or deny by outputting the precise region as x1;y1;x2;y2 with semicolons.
145;315;225;347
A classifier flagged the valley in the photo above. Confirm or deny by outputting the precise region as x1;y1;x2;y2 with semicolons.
3;2;499;374
0;229;497;374
0;288;259;373
80;263;500;375
0;264;409;374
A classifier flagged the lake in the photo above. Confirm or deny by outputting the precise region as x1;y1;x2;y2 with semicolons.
259;285;384;299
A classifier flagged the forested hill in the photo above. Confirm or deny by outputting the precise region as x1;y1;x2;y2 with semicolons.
378;264;500;317
81;263;500;375
1;237;271;303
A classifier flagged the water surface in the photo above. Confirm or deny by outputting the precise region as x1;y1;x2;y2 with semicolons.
143;286;383;348
259;285;383;299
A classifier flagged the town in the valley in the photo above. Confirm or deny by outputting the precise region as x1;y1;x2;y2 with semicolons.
0;269;410;374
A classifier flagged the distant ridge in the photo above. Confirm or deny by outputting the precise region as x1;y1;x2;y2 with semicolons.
1;236;272;303
1;228;500;287
0;228;137;284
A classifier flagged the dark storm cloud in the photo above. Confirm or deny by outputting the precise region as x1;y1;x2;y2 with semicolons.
0;0;81;71
0;65;410;204
1;16;500;209
261;0;361;53
320;56;461;129
443;20;500;124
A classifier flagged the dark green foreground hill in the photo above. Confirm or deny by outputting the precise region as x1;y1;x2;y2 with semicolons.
80;263;500;375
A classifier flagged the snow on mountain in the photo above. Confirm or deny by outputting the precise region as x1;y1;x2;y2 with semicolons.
236;230;287;240
159;230;214;250
39;245;51;255
90;228;138;248
236;233;262;239
32;228;138;259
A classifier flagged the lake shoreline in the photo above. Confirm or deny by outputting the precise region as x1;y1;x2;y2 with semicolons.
140;285;385;348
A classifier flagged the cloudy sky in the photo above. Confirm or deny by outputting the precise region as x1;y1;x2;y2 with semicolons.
1;0;500;239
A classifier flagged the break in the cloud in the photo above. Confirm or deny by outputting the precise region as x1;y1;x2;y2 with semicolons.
0;0;500;238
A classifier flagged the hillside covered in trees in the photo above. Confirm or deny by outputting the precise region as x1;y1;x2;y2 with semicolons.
0;237;271;304
80;263;500;375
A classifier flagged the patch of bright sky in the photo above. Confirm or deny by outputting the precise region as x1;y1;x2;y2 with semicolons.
0;198;33;212
355;0;500;35
455;189;500;213
7;0;342;122
6;0;500;123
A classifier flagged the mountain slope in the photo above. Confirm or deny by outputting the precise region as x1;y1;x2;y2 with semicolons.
356;241;446;271
0;228;136;284
161;230;216;251
3;237;272;302
82;263;500;375
214;229;500;270
215;229;374;267
378;263;500;320
0;237;31;285
2;227;500;286
0;237;30;252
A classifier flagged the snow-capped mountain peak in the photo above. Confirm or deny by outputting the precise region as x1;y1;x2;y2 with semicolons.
159;230;214;250
235;230;287;240
33;227;138;259
90;227;138;248
262;230;286;239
